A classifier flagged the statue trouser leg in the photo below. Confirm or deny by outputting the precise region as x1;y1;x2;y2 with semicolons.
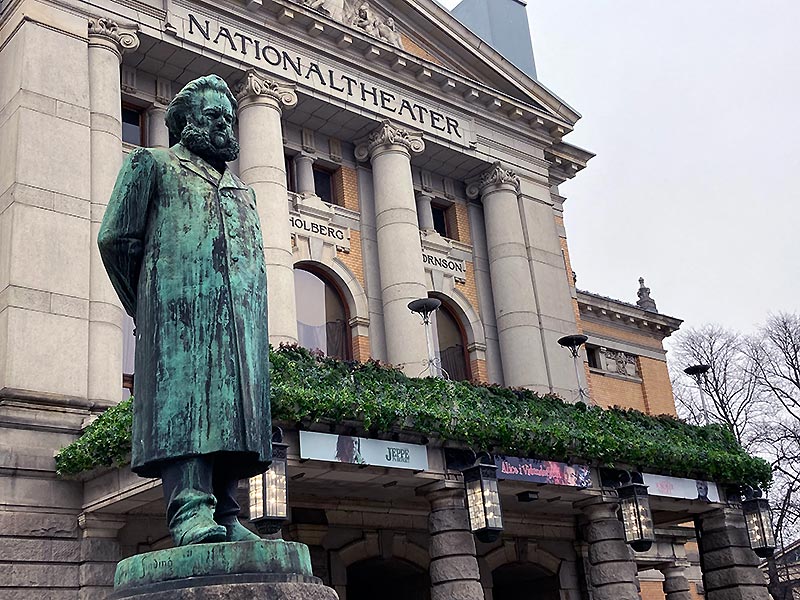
161;457;227;546
212;472;262;542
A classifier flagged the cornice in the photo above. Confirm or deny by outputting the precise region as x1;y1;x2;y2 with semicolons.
576;290;683;339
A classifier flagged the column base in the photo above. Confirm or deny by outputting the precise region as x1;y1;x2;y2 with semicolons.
111;540;338;599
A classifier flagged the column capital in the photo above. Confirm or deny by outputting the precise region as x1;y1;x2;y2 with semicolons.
466;162;520;199
235;70;298;111
355;120;425;161
87;17;140;58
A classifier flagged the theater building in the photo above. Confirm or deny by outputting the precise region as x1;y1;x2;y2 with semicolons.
0;0;772;598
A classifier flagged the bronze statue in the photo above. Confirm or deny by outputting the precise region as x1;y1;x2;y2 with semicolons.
98;75;270;546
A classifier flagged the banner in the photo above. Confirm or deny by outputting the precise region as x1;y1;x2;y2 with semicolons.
495;456;591;488
643;473;720;502
299;431;428;471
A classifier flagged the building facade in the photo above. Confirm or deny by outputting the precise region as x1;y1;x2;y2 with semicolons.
0;0;772;598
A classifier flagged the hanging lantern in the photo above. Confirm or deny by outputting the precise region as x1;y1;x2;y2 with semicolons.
742;493;775;558
618;481;655;552
463;459;503;543
248;438;289;534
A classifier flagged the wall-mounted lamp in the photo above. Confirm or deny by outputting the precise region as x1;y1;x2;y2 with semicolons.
248;428;289;534
463;454;503;543
741;487;775;558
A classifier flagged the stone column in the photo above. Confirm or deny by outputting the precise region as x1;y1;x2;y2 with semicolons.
467;163;548;390
426;486;485;600
87;18;139;408
295;153;316;196
578;498;641;600
146;104;169;148
356;121;429;375
78;513;126;600
416;191;435;231
697;507;771;600
661;562;692;600
236;70;299;346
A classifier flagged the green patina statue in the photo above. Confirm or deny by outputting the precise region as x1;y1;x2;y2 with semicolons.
98;75;270;546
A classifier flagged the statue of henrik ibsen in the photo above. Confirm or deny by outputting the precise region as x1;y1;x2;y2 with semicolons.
98;75;270;546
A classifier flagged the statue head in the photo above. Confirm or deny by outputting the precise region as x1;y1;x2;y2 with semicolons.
166;75;240;164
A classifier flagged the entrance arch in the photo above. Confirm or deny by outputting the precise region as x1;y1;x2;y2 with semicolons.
346;557;431;600
492;561;560;600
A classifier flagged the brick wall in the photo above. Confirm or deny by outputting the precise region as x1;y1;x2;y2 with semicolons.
640;356;677;415
447;202;471;245
589;371;648;412
470;358;488;383
640;580;666;600
352;334;371;363
335;165;359;213
455;261;480;316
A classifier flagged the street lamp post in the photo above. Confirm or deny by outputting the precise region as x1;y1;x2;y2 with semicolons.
684;364;711;424
558;334;590;403
408;297;445;378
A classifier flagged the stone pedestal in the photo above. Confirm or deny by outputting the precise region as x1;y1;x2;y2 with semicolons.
111;540;338;599
697;508;771;600
661;562;692;600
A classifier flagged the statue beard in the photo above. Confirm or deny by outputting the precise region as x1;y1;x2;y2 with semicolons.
181;122;240;164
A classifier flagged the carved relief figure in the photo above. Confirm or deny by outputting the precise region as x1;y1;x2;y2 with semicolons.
377;16;403;49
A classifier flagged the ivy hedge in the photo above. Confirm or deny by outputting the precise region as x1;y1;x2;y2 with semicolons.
56;345;771;488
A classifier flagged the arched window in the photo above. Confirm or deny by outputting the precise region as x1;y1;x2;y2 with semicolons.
294;267;351;360
431;300;470;381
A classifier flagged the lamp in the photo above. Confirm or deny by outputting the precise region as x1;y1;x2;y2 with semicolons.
558;334;590;403
408;297;446;378
249;428;289;534
463;455;503;543
617;475;655;552
742;488;775;558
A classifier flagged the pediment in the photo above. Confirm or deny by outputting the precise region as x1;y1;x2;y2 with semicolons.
287;0;579;126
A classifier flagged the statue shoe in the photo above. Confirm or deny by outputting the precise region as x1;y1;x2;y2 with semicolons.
178;520;227;546
220;518;262;542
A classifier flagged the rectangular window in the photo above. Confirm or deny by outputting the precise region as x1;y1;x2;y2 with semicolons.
121;106;144;146
586;346;601;369
285;155;297;192
432;205;449;238
313;166;335;205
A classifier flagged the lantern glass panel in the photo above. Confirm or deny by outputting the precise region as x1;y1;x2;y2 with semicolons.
265;460;288;519
483;478;503;529
619;485;654;545
744;499;776;550
466;478;486;531
248;473;264;520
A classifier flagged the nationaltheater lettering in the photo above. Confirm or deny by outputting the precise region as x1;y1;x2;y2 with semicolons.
187;14;463;139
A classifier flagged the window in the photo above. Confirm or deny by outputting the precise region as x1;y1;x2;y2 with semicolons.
294;268;350;360
431;205;449;238
313;166;334;205
586;345;601;369
121;105;144;146
431;302;470;381
285;155;297;192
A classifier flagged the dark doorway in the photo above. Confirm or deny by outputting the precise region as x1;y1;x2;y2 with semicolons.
347;557;431;600
492;562;560;600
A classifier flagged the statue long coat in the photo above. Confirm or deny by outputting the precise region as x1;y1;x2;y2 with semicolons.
98;144;271;479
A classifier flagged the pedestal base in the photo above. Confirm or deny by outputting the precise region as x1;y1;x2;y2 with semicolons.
111;540;338;599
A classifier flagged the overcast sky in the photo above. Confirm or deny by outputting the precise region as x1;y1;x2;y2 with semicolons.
441;0;799;335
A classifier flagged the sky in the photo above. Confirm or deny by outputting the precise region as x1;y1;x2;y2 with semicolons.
440;0;800;335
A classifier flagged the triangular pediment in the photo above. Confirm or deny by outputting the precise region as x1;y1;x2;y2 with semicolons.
291;0;579;125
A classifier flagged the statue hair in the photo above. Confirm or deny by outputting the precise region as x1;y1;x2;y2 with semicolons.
165;75;238;139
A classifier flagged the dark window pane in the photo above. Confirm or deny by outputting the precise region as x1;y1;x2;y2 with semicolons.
314;168;334;204
121;107;143;146
285;156;297;192
295;269;350;360
432;206;448;238
587;347;600;369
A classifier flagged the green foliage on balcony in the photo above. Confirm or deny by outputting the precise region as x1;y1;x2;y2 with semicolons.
56;345;771;488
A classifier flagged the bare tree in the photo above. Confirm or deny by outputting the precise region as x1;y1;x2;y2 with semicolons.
670;324;763;450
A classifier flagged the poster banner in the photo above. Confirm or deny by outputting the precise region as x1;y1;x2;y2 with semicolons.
299;431;428;471
643;473;720;502
495;456;592;488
